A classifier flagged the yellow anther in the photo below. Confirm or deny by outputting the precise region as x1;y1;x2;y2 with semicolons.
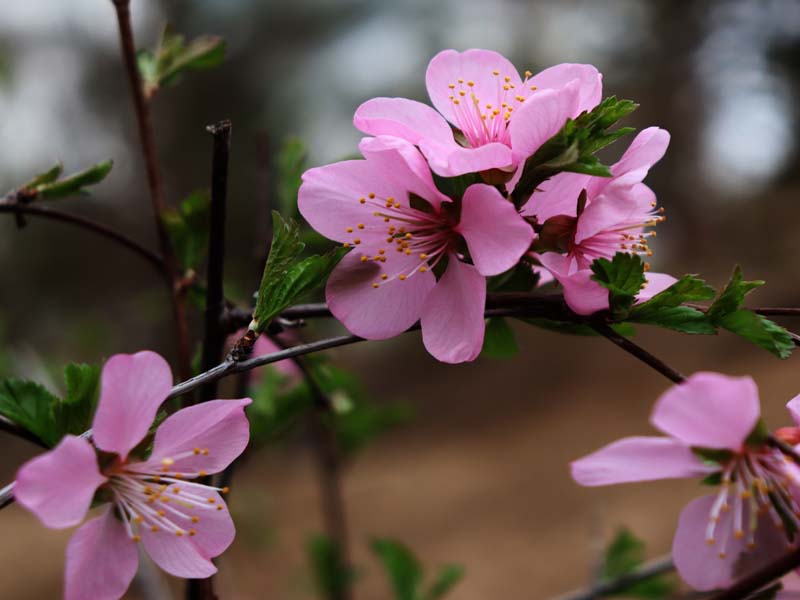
383;217;390;223
503;84;510;91
161;497;170;503
718;552;727;559
202;448;209;456
343;243;350;248
151;526;159;533
198;470;207;477
735;530;745;539
221;487;230;494
378;249;385;255
516;95;525;102
404;232;412;239
453;99;460;105
368;192;376;199
360;256;368;263
485;103;492;109
132;535;141;543
405;249;411;255
459;90;466;97
420;267;428;273
353;239;361;245
492;70;499;75
530;85;537;91
399;275;407;281
393;202;401;208
524;70;532;78
419;253;428;259
207;498;216;504
173;487;181;493
457;78;463;83
161;458;175;467
357;223;365;229
143;486;154;495
191;516;200;523
175;530;184;537
504;76;511;82
381;274;388;280
346;227;353;233
134;516;144;524
706;538;714;545
173;473;183;480
372;283;380;289
359;197;366;204
157;509;166;517
189;529;197;537
448;83;455;89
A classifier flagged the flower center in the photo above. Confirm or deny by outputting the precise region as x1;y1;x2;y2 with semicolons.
344;192;456;289
106;448;228;542
445;69;537;148
705;449;800;558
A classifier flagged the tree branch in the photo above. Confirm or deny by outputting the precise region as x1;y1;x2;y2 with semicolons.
551;554;675;600
110;0;192;380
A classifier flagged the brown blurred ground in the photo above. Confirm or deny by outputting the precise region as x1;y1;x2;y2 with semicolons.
1;0;800;598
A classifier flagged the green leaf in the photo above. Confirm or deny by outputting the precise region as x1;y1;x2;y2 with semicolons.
161;190;211;271
707;267;794;358
307;535;354;599
521;318;636;337
372;538;423;600
628;274;717;335
425;565;465;600
431;172;481;200
54;363;101;438
481;317;518;358
511;96;638;205
602;528;676;599
138;26;225;98
0;379;59;446
276;136;307;218
27;160;113;200
590;253;646;317
253;212;347;333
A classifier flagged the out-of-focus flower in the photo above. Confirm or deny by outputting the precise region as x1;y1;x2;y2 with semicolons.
14;351;251;600
298;135;533;363
355;49;601;178
572;372;800;591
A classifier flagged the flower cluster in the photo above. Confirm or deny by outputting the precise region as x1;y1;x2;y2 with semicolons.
14;351;251;600
299;49;671;363
573;372;800;591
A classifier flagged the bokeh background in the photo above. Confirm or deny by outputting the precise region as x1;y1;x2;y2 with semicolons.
2;0;800;598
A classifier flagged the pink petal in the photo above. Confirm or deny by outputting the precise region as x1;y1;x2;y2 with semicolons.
92;351;173;461
420;257;486;363
538;254;609;316
327;249;435;340
15;435;106;529
637;272;678;303
672;494;787;591
142;399;252;476
184;490;236;559
574;191;644;244
612;126;670;180
651;372;761;450
358;135;450;209
530;63;603;114
571;436;712;486
457;184;534;276
298;159;410;245
420;139;514;177
354;97;455;147
509;83;581;164
141;525;216;579
65;507;139;600
519;171;592;221
426;49;521;126
787;394;800;427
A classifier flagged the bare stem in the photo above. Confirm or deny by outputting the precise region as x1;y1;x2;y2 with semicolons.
551;554;675;600
110;0;191;380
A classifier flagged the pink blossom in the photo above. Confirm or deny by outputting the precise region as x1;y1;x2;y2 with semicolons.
354;49;601;177
298;135;533;363
14;351;251;600
527;127;671;314
572;372;800;591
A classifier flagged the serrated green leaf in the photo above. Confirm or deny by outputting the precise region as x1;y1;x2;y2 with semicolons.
425;565;464;600
276;136;307;218
590;253;646;317
0;379;59;447
481;317;518;358
34;160;113;199
161;190;211;271
629;274;717;335
54;363;101;438
307;535;354;598
707;266;764;321
253;212;347;333
372;538;423;600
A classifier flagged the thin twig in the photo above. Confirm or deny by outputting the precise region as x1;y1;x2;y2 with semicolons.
110;0;192;380
551;554;675;600
0;201;164;273
0;415;45;448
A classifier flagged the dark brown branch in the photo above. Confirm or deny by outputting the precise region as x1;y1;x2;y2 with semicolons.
0;201;164;273
111;0;191;380
552;554;675;600
0;415;45;448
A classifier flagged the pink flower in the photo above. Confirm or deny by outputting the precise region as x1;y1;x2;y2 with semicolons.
354;49;601;177
298;135;534;363
572;372;800;591
527;127;671;314
14;351;252;600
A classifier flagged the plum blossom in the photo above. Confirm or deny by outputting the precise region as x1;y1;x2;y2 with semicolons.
572;372;800;591
526;127;671;314
298;135;533;363
354;49;601;178
14;351;251;600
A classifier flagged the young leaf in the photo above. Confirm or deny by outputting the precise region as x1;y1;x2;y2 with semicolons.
161;190;211;272
19;163;63;190
371;538;423;600
14;160;113;201
627;274;717;334
425;565;465;600
252;212;347;333
590;253;646;317
276;136;307;218
0;379;59;447
138;26;225;98
481;317;518;358
707;266;794;359
54;363;101;438
602;528;676;599
307;535;354;599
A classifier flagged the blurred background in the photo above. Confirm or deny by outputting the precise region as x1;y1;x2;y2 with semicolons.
2;0;800;598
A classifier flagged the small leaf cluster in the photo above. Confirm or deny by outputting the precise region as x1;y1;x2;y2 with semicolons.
601;528;676;598
371;538;464;600
0;363;100;448
9;160;113;201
